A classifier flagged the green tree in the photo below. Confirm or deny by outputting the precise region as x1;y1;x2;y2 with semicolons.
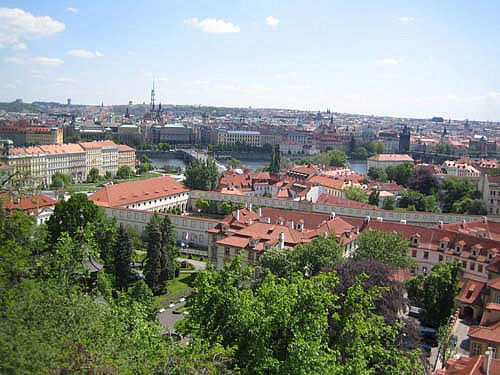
452;197;487;215
440;177;481;213
270;144;281;173
159;215;178;281
227;158;242;169
386;163;415;187
352;146;369;160
143;215;165;295
354;230;415;269
344;186;369;203
409;168;440;195
369;190;380;206
114;224;133;291
137;155;153;174
405;261;461;328
184;158;219;191
259;235;344;279
116;165;134;179
50;172;73;189
383;197;396;210
328;150;348;167
368;167;388;182
87;167;100;183
196;198;210;213
399;190;438;212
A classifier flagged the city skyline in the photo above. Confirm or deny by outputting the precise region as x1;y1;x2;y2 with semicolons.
1;1;500;121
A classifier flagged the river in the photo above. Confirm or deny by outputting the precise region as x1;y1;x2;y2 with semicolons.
151;158;368;175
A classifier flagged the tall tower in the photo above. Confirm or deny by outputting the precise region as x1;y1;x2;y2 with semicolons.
399;124;410;154
150;80;156;112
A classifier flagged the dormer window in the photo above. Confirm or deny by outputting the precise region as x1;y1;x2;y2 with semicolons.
439;238;449;251
455;245;462;254
411;234;420;247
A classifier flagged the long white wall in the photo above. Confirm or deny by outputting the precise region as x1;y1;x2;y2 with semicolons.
103;207;218;249
189;190;499;225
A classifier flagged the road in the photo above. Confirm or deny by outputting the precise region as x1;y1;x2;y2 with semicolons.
176;257;207;271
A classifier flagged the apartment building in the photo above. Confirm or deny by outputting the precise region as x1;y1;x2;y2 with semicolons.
367;153;414;169
89;176;189;212
207;207;359;270
478;175;500;215
79;141;119;176
1;141;136;186
118;144;136;171
442;160;481;177
0;126;63;146
215;129;261;147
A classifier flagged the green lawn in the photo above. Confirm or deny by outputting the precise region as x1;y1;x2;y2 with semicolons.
155;272;197;307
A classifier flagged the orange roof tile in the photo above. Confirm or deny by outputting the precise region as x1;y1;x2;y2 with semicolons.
367;154;414;162
468;321;500;344
89;176;189;207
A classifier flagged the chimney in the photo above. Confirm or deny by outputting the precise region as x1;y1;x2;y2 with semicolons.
330;212;336;220
400;219;407;224
438;220;444;229
484;347;493;375
267;217;271;224
259;207;262;217
279;232;285;249
236;209;240;221
365;216;371;223
482;216;488;224
376;217;383;222
249;203;253;212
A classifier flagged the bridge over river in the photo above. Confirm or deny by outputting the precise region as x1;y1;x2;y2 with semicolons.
137;149;227;173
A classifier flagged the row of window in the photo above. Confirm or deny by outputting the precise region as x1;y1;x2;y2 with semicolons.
411;249;485;273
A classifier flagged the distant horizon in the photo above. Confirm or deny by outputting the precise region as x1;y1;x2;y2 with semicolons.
3;98;499;123
1;1;499;121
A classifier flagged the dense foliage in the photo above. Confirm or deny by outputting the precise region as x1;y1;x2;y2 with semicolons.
405;261;461;328
184;158;219;191
344;186;369;203
50;172;73;189
354;230;415;269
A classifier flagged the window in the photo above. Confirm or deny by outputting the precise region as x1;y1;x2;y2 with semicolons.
422;266;427;274
496;293;500;304
470;262;475;271
439;255;443;262
224;247;230;257
424;251;429;260
462;261;467;269
471;342;481;356
412;249;417;258
478;264;483;273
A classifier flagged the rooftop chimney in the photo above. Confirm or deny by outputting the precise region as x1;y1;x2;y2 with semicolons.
438;220;444;229
400;219;407;224
279;232;285;249
482;216;488;224
365;216;371;223
484;347;493;375
330;212;336;220
236;209;240;221
267;217;271;224
259;207;262;217
376;217;383;222
249;203;253;212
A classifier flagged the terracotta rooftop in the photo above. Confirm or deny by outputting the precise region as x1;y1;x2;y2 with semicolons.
317;193;378;210
468;321;500;344
367;154;414;162
1;193;58;212
118;144;136;152
434;355;500;375
78;140;118;150
89;176;189;207
307;175;349;190
456;278;485;306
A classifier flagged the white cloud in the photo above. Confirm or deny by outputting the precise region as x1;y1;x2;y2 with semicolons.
12;42;27;50
184;17;240;33
0;8;65;48
56;77;75;84
66;49;103;58
4;55;64;67
265;16;280;27
397;16;415;23
487;91;500;99
66;7;79;13
377;58;403;65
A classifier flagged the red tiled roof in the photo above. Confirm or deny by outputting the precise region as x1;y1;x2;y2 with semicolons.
1;193;57;212
78;140;118;149
439;221;500;242
488;278;500;290
456;278;485;306
307;175;347;190
118;144;135;152
468;321;500;344
388;268;412;283
434;355;500;375
367;154;414;162
317;193;378;210
89;176;189;207
487;257;500;274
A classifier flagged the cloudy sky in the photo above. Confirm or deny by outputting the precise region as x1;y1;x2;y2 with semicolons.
1;1;499;120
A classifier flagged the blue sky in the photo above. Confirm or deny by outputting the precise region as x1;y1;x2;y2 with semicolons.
1;1;499;120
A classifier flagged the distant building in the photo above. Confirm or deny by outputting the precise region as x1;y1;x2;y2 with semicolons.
367;154;414;170
215;129;261;147
398;125;410;153
151;123;194;144
67;98;71;106
442;161;481;177
1;193;58;225
0;126;63;146
89;176;189;212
